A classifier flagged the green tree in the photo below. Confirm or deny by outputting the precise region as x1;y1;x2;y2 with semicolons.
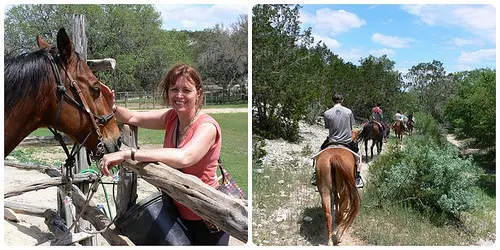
355;55;403;120
404;60;458;122
444;68;495;148
253;4;317;141
190;15;248;101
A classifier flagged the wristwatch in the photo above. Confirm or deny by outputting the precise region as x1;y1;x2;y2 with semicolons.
130;148;136;161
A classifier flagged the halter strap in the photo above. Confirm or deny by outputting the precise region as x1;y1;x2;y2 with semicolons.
45;51;114;159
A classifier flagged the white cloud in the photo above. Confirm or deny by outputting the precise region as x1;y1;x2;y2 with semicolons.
401;4;496;44
334;48;364;64
369;48;395;57
451;37;483;47
457;49;496;64
396;67;409;75
300;8;366;36
155;4;247;31
454;64;474;71
312;34;341;50
452;5;496;31
371;33;415;48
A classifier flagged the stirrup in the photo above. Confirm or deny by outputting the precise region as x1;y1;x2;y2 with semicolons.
356;177;364;188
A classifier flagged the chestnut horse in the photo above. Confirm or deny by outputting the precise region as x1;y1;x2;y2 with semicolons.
314;130;361;245
392;120;404;141
4;28;121;157
358;121;383;162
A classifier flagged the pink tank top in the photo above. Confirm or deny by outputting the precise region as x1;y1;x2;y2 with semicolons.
163;109;221;220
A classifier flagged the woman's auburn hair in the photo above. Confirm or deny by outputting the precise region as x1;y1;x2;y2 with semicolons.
159;63;204;110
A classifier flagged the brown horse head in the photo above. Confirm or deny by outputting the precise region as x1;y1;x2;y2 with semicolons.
4;28;121;157
352;128;361;142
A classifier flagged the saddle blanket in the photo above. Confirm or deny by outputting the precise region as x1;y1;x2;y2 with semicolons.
310;145;361;164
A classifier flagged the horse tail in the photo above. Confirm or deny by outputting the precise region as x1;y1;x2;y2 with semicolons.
330;155;360;239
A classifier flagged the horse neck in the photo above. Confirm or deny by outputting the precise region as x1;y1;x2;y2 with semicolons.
4;107;44;156
4;59;55;156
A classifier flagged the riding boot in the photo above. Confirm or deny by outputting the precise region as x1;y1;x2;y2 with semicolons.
310;159;317;186
355;170;364;188
310;171;317;186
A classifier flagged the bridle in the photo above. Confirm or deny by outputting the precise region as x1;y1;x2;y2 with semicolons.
45;50;115;162
44;50;120;245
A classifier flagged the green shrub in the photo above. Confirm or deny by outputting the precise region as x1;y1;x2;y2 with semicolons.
413;112;445;145
252;135;267;167
367;136;482;218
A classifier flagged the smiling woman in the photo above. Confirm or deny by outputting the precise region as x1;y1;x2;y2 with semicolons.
101;63;232;246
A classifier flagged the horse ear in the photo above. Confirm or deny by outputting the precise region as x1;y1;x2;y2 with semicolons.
100;82;113;102
56;28;74;63
36;35;50;49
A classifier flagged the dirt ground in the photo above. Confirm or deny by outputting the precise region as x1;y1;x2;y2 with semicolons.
2;165;245;246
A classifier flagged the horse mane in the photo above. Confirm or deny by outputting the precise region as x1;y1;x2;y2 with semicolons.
4;47;56;116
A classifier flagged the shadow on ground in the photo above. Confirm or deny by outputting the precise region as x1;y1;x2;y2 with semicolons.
298;206;328;246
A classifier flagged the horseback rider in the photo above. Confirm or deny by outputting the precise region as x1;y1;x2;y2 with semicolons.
393;110;407;130
311;93;363;188
370;102;388;142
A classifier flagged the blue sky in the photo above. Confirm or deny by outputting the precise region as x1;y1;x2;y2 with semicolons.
298;4;496;74
154;4;247;31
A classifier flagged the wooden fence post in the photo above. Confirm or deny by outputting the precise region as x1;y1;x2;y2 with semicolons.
71;14;99;246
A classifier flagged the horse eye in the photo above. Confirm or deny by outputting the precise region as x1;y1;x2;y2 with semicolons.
92;86;101;95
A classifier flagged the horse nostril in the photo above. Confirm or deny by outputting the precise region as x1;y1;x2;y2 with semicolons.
117;137;122;149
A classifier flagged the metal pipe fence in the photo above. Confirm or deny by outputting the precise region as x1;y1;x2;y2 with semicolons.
114;90;248;109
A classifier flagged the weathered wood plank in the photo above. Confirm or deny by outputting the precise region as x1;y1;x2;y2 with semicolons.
4;200;49;217
19;135;74;146
4;172;99;198
4;161;61;177
87;58;116;71
38;232;93;246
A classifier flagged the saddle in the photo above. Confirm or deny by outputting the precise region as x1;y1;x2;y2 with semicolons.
365;120;384;131
311;144;361;164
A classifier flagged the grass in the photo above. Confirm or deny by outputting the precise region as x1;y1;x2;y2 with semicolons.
115;100;248;110
252;143;325;246
353;191;495;245
205;103;248;109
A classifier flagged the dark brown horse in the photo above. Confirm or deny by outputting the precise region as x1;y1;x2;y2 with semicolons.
406;114;415;135
4;28;121;157
315;130;360;245
358;121;383;162
392;120;404;141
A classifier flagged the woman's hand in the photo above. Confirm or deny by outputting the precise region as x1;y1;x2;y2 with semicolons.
100;82;115;111
99;150;127;176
